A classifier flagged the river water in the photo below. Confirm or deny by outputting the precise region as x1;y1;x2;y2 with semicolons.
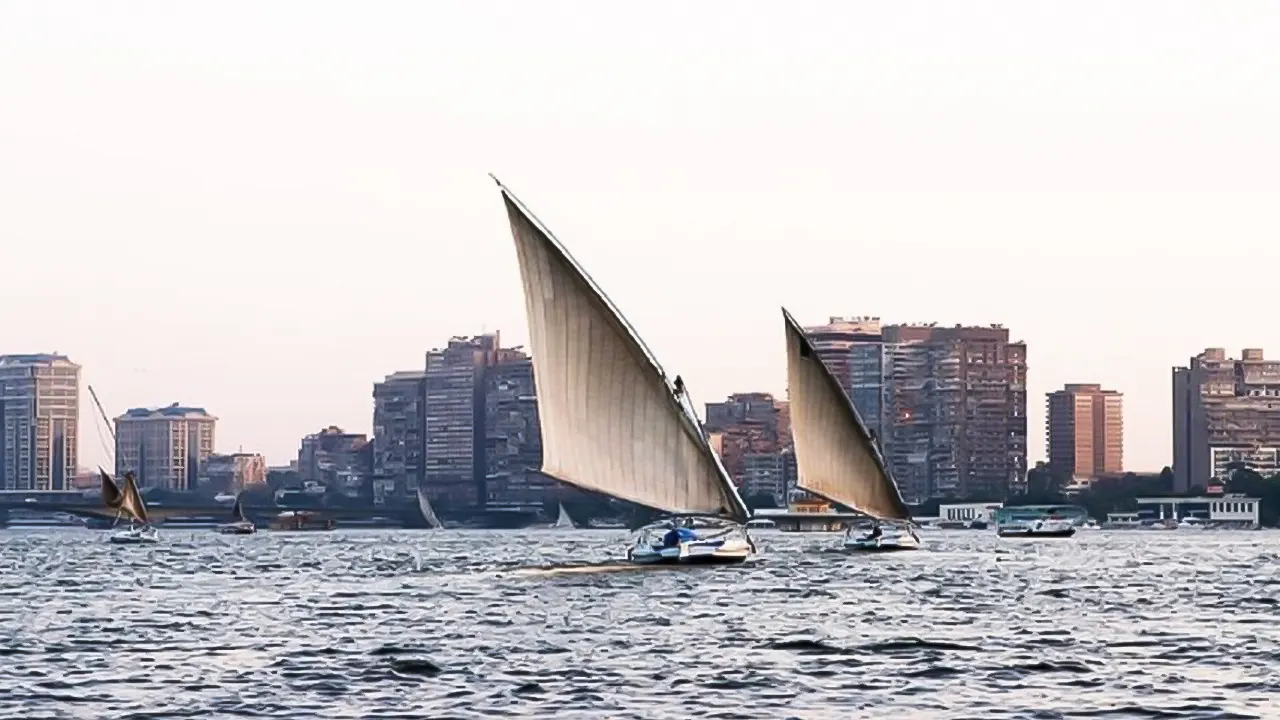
1;528;1278;719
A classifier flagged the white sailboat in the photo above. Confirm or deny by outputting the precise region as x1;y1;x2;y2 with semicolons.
494;176;754;564
545;503;575;529
783;309;921;552
216;494;256;535
104;470;159;544
417;486;444;530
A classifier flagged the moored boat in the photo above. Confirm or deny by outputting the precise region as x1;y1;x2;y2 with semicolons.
495;176;754;565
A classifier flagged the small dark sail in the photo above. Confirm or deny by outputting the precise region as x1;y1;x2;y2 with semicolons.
100;468;125;509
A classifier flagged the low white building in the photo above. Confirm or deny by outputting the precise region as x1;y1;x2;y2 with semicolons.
1136;494;1261;527
938;502;1003;523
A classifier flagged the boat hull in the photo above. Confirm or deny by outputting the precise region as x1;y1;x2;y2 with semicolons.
844;527;922;552
629;537;753;564
997;520;1076;538
216;522;256;535
109;527;158;544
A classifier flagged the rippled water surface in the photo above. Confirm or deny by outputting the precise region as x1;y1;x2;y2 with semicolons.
3;528;1280;719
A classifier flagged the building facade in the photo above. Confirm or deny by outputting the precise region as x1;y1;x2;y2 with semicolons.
484;352;549;509
704;392;785;486
298;426;371;494
115;404;216;490
0;354;80;491
1173;348;1280;492
372;370;427;496
882;324;1028;502
423;333;502;510
198;452;267;495
1046;383;1124;480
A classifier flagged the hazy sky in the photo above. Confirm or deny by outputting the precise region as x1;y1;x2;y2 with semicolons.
3;1;1278;472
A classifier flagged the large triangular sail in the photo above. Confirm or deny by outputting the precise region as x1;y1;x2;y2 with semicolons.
783;308;912;522
417;486;443;529
494;176;748;522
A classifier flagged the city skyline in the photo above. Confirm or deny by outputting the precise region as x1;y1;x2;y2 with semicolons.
5;3;1280;475
5;331;1257;478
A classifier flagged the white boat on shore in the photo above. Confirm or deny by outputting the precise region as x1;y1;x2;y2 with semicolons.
495;176;754;565
783;309;921;553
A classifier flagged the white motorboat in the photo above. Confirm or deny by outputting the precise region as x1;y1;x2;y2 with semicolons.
997;517;1077;538
110;523;159;544
845;522;923;552
216;494;256;535
782;309;922;552
495;177;754;565
628;518;754;564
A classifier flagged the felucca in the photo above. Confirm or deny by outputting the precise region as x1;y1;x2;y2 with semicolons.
494;176;754;564
102;469;159;544
216;494;256;535
783;308;921;552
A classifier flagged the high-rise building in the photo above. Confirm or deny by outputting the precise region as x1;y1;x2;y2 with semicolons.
704;393;783;485
1173;348;1280;492
0;354;81;491
423;333;501;510
803;317;887;442
484;351;548;509
741;452;789;506
115;404;216;490
882;324;1028;502
298;426;370;489
372;370;427;495
198;452;267;495
1046;384;1124;480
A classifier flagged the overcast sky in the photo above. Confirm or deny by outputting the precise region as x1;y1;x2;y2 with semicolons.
3;1;1278;472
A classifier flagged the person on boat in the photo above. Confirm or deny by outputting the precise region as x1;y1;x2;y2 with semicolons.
863;522;883;541
663;524;683;548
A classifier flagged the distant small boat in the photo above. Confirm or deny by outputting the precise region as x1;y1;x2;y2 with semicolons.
417;486;443;529
545;503;575;529
216;494;256;535
103;470;159;544
997;517;1076;538
270;510;334;531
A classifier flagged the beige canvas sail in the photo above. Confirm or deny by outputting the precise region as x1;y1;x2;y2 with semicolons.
119;472;150;525
100;468;125;510
495;178;748;522
417;486;443;529
784;308;911;522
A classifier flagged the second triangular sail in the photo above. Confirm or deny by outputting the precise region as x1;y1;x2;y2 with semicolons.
784;308;912;522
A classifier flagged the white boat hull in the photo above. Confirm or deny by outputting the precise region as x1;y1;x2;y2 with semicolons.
216;521;256;535
844;527;922;552
628;521;754;565
629;536;752;564
109;526;159;544
997;519;1076;538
